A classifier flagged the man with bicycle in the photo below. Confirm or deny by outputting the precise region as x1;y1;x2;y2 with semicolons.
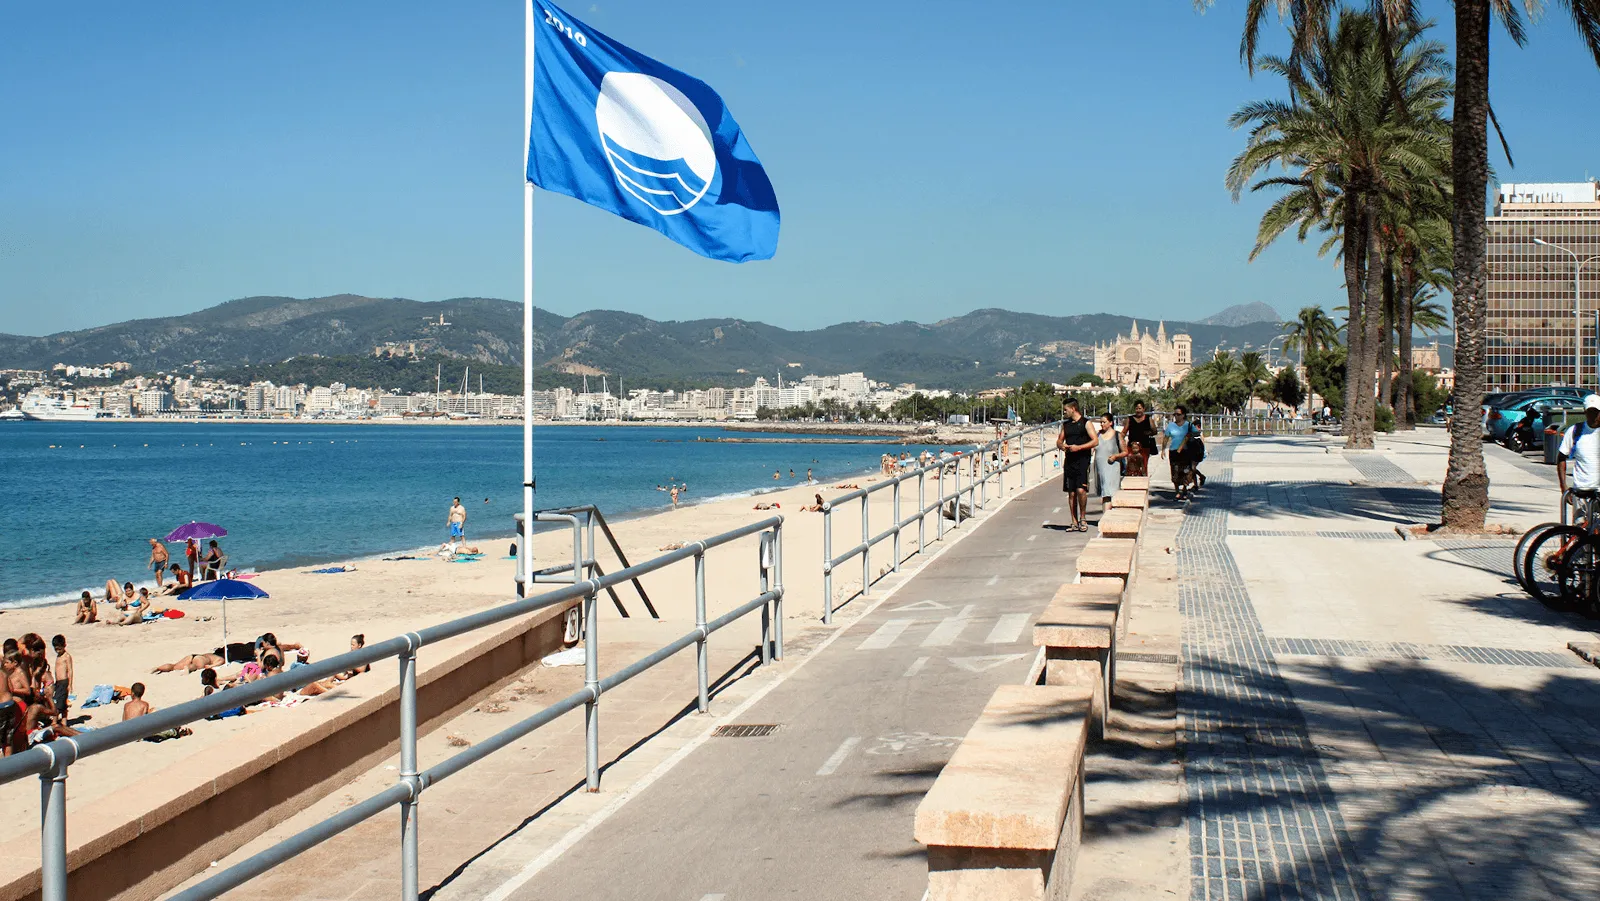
1557;395;1600;519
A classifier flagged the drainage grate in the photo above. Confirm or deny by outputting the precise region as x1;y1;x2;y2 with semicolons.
1118;652;1180;664
713;724;781;738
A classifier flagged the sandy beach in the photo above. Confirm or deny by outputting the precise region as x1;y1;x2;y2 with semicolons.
0;442;1051;852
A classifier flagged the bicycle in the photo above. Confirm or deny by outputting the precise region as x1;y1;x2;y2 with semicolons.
1520;488;1600;615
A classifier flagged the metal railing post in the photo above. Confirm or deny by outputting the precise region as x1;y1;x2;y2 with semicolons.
759;533;773;666
694;549;708;713
585;511;597;579
917;469;926;554
571;517;583;586
822;505;834;624
892;476;902;572
954;459;963;527
39;759;68;901
773;521;784;660
860;495;871;595
583;584;600;792
398;642;420;901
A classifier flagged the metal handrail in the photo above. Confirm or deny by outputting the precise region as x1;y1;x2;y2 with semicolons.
819;419;1063;622
517;504;662;619
3;515;784;901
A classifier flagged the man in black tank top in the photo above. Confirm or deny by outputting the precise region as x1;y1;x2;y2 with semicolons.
1056;397;1098;531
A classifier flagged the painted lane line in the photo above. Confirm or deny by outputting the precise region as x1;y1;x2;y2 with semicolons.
903;656;930;678
985;613;1031;645
922;605;976;647
700;896;727;901
817;736;862;775
857;619;914;650
474;476;1053;901
986;574;999;587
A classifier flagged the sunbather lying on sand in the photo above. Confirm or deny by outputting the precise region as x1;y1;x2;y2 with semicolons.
152;649;227;673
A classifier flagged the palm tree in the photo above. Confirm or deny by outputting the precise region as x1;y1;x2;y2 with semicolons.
1284;306;1341;409
1205;0;1600;526
1240;350;1272;405
1227;10;1451;449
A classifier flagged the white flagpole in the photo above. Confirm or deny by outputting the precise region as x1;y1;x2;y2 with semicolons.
521;0;536;597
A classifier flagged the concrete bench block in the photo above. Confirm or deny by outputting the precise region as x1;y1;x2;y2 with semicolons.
1120;476;1150;491
1076;538;1135;579
1109;489;1148;510
1033;584;1121;650
915;685;1091;901
1096;508;1143;539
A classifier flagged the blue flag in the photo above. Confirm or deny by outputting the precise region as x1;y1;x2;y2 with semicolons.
527;1;779;263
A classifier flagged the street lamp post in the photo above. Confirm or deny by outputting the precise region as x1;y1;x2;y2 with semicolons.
1533;238;1600;388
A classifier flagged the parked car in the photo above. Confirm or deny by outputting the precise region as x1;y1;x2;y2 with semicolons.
1487;393;1586;444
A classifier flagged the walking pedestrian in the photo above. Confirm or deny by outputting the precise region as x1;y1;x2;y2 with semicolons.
1056;397;1097;531
1123;401;1155;478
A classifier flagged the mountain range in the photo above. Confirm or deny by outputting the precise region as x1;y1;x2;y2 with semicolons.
0;295;1290;389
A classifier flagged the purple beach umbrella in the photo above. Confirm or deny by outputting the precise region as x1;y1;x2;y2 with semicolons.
165;521;227;542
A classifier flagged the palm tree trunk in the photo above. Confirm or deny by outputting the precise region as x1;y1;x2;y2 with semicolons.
1349;204;1386;450
1396;251;1417;430
1443;0;1491;529
1343;193;1369;437
1379;257;1395;415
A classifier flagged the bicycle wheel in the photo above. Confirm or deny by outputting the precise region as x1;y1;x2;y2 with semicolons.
1558;532;1600;616
1524;525;1587;611
1514;522;1562;596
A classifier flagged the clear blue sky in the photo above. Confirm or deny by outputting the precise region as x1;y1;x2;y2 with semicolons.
3;1;1598;337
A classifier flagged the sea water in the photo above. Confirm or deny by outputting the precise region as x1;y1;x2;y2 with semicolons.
0;422;947;607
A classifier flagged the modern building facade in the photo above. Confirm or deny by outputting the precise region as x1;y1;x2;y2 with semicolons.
1486;181;1600;392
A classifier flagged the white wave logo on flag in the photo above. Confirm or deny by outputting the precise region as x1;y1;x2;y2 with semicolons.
595;72;716;215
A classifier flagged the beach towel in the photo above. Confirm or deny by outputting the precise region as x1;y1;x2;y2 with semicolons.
310;566;352;574
234;573;259;580
79;684;115;709
163;609;184;619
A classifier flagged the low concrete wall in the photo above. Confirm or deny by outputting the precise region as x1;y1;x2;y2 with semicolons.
0;600;577;901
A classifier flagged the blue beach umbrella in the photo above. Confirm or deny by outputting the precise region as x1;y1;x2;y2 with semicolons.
178;578;266;644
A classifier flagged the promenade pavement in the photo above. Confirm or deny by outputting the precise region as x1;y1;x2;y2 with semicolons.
1181;430;1600;901
184;428;1600;901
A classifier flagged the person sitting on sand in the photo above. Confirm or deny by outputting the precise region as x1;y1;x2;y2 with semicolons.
152;648;227;674
103;578;121;608
163;563;192;596
255;633;303;668
24;700;79;746
73;591;97;625
345;634;371;678
800;493;825;513
122;682;151;720
121;682;193;740
752;501;781;510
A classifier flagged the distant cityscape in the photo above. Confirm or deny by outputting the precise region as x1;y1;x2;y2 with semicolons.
0;363;978;422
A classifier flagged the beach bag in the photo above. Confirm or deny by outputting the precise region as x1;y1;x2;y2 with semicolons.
1188;426;1206;463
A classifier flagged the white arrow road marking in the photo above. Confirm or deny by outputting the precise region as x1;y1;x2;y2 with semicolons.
1010;551;1021;560
1027;534;1037;541
817;736;861;775
1052;506;1061;513
857;619;913;650
922;605;976;647
986;574;999;586
890;600;949;612
985;613;1031;644
948;653;1029;673
903;656;930;678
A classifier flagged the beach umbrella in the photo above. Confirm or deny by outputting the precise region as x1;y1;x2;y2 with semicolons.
164;521;227;542
178;577;265;644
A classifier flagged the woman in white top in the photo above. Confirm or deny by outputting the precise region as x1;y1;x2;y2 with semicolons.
1093;413;1128;505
